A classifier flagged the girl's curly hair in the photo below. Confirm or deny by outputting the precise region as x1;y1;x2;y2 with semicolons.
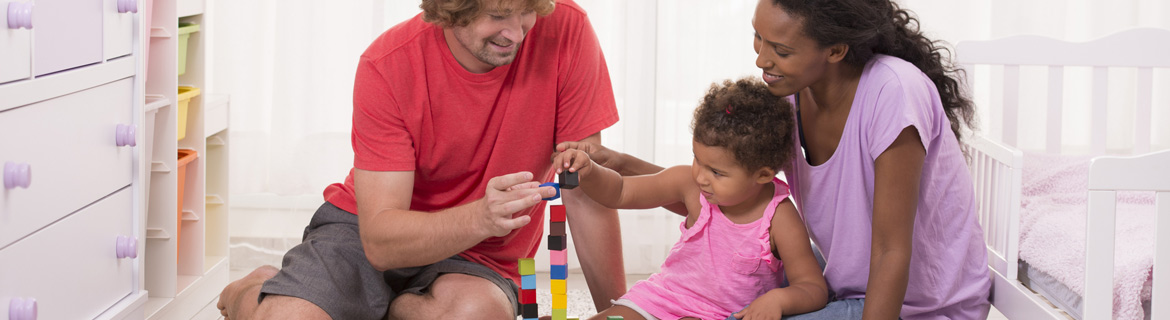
420;0;556;28
692;78;796;173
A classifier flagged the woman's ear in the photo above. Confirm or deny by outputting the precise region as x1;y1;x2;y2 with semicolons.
755;167;778;184
827;43;849;64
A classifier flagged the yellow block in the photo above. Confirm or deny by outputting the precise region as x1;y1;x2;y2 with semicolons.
551;279;566;294
553;293;567;309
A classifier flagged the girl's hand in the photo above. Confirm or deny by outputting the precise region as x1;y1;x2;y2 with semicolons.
553;141;621;171
732;290;784;320
551;148;595;178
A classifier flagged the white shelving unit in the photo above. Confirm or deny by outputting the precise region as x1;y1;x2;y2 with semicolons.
1;0;148;319
143;0;230;318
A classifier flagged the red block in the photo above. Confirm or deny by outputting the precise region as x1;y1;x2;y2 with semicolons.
521;289;536;304
550;205;566;222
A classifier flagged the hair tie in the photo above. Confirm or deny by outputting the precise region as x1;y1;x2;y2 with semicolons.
726;104;733;114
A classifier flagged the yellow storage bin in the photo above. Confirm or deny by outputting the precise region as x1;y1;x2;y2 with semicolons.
177;86;201;141
177;22;200;75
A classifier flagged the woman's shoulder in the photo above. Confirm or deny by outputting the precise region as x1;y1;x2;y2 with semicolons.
861;54;931;91
858;55;939;106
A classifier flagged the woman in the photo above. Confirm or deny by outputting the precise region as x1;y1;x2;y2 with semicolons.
555;0;990;318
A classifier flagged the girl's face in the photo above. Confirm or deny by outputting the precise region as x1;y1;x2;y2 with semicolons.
691;141;772;207
751;0;834;97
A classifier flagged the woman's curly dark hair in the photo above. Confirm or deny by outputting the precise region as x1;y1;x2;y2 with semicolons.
420;0;556;28
772;0;977;143
692;78;796;173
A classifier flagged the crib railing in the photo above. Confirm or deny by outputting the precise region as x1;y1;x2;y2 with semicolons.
958;27;1170;320
1084;150;1170;320
968;136;1023;281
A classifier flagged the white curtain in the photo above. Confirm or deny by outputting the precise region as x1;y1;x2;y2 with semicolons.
208;0;1170;273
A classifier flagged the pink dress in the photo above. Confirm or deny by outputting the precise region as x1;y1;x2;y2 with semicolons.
622;178;790;320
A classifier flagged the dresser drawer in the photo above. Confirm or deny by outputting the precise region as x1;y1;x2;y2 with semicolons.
0;0;33;84
33;0;105;76
0;77;135;248
103;0;135;60
0;187;136;320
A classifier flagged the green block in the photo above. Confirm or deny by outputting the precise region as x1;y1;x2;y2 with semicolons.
552;309;567;320
606;316;624;320
518;258;535;275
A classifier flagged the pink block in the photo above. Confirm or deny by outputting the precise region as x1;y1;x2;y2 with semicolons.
550;249;568;265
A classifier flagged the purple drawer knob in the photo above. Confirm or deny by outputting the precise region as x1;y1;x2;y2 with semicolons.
117;0;137;13
116;124;137;147
8;297;37;320
116;235;138;259
4;162;31;189
6;2;33;29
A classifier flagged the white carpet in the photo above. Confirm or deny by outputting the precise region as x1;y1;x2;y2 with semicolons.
534;288;598;319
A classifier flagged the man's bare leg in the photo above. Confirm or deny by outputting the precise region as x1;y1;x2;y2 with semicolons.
562;188;627;312
218;265;330;320
386;273;513;320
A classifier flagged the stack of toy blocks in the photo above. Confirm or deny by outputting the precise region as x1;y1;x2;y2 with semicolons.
549;204;569;320
519;258;537;319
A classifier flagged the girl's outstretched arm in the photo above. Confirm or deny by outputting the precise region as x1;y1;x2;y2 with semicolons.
735;199;828;319
553;149;693;210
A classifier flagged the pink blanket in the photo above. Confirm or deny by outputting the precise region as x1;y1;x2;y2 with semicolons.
1018;152;1155;320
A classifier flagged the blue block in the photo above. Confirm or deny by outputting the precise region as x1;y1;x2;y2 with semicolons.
521;274;536;289
551;264;568;279
540;182;561;201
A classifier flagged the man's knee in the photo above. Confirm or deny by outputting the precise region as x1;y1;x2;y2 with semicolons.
396;273;513;319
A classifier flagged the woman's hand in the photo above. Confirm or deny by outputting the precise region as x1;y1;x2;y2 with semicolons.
553;141;622;171
732;290;784;320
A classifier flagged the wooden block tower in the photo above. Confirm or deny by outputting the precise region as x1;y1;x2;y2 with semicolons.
519;257;537;319
549;204;568;320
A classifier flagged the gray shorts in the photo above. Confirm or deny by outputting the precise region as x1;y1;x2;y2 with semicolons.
259;202;520;320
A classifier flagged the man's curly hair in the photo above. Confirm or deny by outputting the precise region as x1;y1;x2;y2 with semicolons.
692;77;796;173
420;0;556;28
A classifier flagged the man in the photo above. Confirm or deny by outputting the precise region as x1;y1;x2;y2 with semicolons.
216;0;626;319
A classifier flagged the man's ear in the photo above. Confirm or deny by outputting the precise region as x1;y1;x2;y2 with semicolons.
755;167;778;184
827;43;849;64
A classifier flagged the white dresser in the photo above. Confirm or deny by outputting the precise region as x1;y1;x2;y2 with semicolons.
0;0;148;319
1;0;229;319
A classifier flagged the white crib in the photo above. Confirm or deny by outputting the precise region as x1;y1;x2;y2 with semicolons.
957;28;1170;320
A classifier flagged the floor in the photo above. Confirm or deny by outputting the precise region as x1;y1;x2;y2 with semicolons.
228;268;1010;319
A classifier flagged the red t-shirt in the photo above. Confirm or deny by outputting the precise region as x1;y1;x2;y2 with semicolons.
321;0;618;285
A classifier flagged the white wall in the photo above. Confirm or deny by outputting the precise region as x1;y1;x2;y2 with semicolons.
210;0;1170;273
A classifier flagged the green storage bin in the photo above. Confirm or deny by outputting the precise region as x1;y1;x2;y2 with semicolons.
177;22;200;75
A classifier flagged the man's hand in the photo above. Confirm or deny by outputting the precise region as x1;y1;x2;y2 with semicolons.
475;171;554;238
553;141;621;171
732;290;784;320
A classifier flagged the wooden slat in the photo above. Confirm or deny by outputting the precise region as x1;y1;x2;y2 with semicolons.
1153;192;1169;320
991;164;1002;251
1135;68;1153;154
1091;67;1108;154
1083;190;1117;319
1006;153;1022;281
1003;66;1020;147
1046;66;1064;153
